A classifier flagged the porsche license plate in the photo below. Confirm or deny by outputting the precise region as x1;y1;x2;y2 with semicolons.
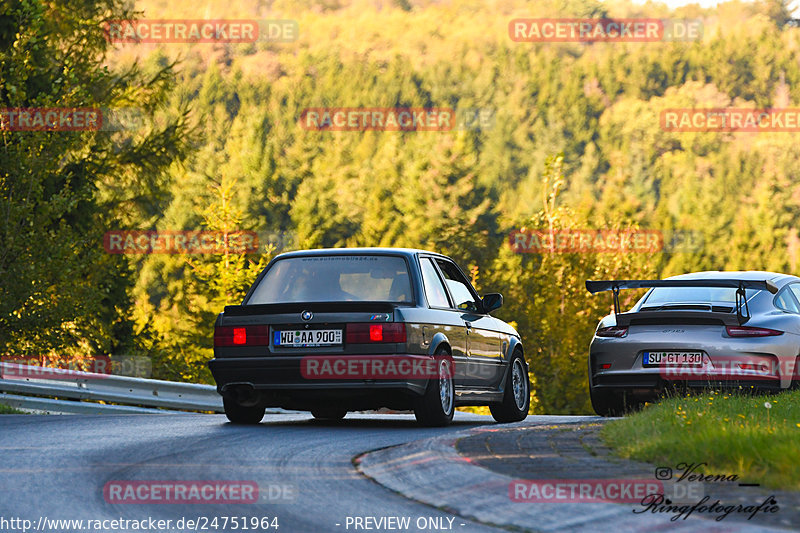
643;351;703;366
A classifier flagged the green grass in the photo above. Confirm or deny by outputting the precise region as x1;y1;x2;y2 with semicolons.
0;402;25;414
602;389;800;490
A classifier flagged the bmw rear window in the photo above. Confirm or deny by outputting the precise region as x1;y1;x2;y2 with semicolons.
247;255;413;304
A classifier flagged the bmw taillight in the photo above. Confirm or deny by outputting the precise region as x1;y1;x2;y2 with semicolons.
346;323;406;343
596;326;628;338
725;326;783;337
214;325;270;346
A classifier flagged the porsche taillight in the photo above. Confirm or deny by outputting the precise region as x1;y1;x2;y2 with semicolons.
725;326;783;337
596;326;628;338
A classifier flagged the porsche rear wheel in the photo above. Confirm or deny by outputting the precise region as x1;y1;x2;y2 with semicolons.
590;387;630;417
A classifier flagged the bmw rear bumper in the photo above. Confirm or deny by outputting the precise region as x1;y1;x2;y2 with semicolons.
209;354;435;400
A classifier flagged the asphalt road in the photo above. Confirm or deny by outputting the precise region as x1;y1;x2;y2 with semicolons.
0;412;574;533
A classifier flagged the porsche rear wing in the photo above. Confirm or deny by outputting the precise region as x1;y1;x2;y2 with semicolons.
585;278;779;325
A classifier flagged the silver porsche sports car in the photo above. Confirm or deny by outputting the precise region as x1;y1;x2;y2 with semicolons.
586;271;800;416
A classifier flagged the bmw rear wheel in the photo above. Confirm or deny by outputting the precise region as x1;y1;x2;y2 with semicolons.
413;350;455;427
223;397;265;424
311;407;347;420
490;351;530;423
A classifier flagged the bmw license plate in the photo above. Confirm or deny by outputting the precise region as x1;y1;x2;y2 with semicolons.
274;329;342;347
643;351;702;366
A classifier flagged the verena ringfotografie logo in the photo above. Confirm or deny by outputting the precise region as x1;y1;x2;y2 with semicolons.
509;18;702;42
661;108;800;132
103;481;258;504
301;355;455;380
104;19;298;43
103;230;259;254
509;479;663;503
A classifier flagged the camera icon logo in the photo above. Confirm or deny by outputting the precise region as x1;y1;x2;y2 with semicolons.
655;467;673;480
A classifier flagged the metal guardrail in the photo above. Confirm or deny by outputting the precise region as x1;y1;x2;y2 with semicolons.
0;393;172;414
0;362;224;413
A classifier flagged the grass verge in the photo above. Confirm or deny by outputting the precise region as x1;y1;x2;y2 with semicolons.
601;389;800;490
0;402;26;414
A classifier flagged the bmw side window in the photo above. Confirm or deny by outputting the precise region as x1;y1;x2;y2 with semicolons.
434;259;480;313
775;286;800;313
420;258;451;308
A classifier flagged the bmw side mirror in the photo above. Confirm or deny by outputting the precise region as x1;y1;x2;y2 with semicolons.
482;293;503;313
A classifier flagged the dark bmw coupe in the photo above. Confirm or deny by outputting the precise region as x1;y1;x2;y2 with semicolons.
209;248;530;426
